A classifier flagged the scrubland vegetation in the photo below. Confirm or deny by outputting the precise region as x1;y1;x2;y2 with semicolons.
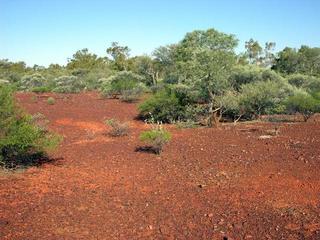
1;28;320;163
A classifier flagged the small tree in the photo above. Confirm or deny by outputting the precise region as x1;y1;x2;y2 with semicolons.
285;92;320;121
100;71;145;101
173;28;238;127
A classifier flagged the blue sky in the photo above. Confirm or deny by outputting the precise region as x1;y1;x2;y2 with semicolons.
1;0;319;66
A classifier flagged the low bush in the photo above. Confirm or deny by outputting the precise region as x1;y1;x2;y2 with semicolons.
100;71;145;101
238;80;294;118
47;97;55;105
285;92;320;121
138;88;187;123
31;86;52;93
0;85;61;168
53;75;84;93
105;119;129;137
139;122;171;154
20;73;47;90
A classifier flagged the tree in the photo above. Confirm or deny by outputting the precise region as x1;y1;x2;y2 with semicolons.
273;46;320;76
173;28;238;127
245;38;263;64
244;39;276;67
67;48;106;70
106;42;130;71
285;92;320;121
129;55;160;86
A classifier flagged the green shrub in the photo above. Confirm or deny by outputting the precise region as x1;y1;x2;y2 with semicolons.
0;85;61;168
119;85;145;102
100;71;145;100
105;119;129;137
285;92;320;121
20;73;46;90
53;75;84;93
139;122;171;154
230;66;283;90
47;97;55;105
239;80;294;118
31;86;52;93
138;89;185;123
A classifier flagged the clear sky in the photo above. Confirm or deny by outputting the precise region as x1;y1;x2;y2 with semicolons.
1;0;319;66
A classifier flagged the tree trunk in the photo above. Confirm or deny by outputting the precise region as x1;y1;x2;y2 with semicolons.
207;90;221;128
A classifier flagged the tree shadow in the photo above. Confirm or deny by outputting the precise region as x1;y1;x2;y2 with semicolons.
2;151;64;169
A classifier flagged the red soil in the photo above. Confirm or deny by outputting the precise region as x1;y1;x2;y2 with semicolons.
0;92;320;240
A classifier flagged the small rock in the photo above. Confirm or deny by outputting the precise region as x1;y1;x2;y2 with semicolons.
304;223;320;232
285;223;301;231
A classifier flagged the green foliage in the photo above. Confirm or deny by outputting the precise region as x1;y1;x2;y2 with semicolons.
230;66;283;90
138;89;186;123
101;71;145;101
53;75;84;93
0;85;61;168
139;122;171;154
273;46;320;76
239;80;294;118
20;73;46;90
31;86;52;93
285;92;320;121
47;97;55;105
107;42;130;71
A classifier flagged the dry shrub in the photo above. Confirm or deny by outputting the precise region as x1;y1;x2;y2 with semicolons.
105;119;129;137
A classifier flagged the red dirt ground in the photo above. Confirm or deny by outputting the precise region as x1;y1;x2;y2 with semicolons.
0;92;320;240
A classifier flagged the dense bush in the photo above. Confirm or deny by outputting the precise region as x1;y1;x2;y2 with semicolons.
0;85;61;168
100;71;145;101
230;66;283;90
20;73;47;90
238;80;293;118
138;88;186;122
286;74;320;90
285;91;320;121
53;75;84;93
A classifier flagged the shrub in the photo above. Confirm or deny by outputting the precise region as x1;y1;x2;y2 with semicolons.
138;89;185;123
47;97;55;105
119;84;145;102
0;85;61;168
105;119;129;137
238;80;294;118
230;66;283;91
20;73;46;90
53;75;84;93
31;86;52;93
139;122;171;154
286;74;315;88
100;71;145;100
285;92;320;121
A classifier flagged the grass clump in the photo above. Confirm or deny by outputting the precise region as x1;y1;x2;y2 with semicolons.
105;119;129;137
139;118;171;154
47;97;55;105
